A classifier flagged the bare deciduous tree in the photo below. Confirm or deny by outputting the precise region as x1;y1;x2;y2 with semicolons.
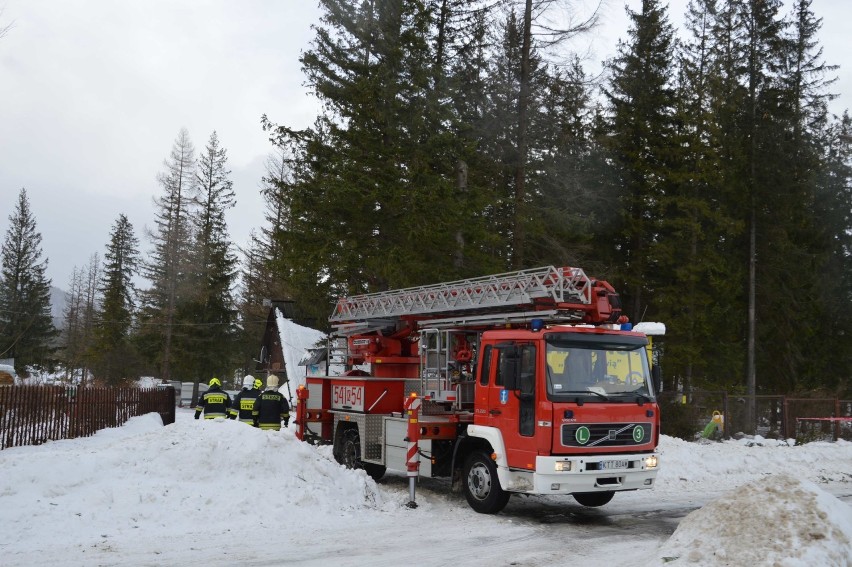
0;8;14;40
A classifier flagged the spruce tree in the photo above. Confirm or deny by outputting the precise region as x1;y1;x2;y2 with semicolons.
184;131;238;385
500;0;599;268
646;0;745;394
90;215;140;385
138;128;195;382
810;113;852;392
265;0;468;303
439;1;507;273
603;0;678;322
237;148;300;350
0;188;57;373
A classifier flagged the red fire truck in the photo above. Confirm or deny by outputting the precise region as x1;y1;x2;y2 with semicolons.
294;266;663;514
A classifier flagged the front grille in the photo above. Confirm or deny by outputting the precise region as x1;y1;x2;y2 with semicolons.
561;422;652;447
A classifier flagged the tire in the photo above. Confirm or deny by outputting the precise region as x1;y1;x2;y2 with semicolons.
572;491;615;507
337;428;386;481
463;451;510;514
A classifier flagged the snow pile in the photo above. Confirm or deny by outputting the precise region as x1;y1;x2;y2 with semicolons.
0;411;383;564
649;474;852;566
136;375;160;388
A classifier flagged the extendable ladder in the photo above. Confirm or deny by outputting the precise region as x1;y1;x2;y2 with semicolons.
330;266;592;323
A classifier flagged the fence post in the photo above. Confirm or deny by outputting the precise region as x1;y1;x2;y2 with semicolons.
835;398;841;442
782;396;790;440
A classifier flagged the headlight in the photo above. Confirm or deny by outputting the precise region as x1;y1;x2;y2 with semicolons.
554;460;572;472
645;455;658;469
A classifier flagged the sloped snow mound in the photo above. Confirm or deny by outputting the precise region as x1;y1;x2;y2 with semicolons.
0;411;383;554
650;473;852;566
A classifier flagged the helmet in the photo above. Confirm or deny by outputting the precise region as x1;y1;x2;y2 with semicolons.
242;375;254;389
267;375;279;389
209;377;221;388
254;378;263;389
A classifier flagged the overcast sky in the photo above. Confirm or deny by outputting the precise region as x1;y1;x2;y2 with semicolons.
1;0;849;291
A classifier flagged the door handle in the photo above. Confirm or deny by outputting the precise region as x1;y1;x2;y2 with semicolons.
489;409;502;415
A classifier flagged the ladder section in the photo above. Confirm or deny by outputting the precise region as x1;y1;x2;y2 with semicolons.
330;266;592;323
419;329;477;410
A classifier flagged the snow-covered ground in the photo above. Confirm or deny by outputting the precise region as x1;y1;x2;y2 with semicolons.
1;409;850;567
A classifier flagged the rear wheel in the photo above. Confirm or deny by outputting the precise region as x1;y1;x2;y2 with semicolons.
572;491;615;507
463;451;510;514
336;428;386;481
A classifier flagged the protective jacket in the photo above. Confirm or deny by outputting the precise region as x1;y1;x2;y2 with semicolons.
228;387;261;424
252;389;290;430
194;386;232;419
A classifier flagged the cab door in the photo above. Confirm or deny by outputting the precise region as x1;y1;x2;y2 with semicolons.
477;342;539;470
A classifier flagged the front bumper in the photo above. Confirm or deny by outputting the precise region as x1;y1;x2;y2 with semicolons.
497;452;659;495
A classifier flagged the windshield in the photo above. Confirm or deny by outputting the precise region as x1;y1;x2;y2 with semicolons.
545;339;653;400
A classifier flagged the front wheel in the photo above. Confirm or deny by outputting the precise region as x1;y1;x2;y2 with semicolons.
572;491;615;507
463;451;510;514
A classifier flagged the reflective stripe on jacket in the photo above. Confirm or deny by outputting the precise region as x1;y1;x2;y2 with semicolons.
252;389;290;430
195;387;232;419
229;388;261;422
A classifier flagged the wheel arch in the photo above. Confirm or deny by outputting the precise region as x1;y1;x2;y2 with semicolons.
465;424;507;468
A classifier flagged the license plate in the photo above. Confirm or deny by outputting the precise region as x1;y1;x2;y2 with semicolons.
600;459;628;470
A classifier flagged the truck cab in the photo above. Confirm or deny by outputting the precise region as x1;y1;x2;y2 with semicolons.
464;325;660;512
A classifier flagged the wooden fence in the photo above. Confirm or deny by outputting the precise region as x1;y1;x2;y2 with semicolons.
659;390;852;442
0;385;176;450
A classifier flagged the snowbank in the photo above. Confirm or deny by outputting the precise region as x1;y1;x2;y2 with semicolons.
0;410;383;564
650;435;852;498
1;414;850;566
649;474;852;566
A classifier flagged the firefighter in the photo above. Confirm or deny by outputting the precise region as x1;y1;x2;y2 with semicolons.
228;375;262;424
194;377;232;420
252;375;290;430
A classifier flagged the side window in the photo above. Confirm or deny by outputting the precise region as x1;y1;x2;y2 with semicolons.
479;345;492;386
518;344;536;395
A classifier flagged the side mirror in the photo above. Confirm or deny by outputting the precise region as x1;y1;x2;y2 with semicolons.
652;365;662;394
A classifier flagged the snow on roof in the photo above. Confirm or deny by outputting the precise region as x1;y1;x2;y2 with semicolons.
632;321;666;336
275;308;326;390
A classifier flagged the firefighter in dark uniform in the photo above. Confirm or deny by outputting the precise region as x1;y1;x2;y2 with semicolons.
252;375;290;430
228;375;262;424
194;377;232;419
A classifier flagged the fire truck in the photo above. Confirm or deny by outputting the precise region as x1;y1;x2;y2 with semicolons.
294;266;663;514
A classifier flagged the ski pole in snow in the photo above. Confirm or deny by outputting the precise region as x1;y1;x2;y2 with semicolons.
404;392;421;509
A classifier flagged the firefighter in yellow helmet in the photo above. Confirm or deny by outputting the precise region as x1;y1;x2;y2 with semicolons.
194;377;232;419
252;375;290;430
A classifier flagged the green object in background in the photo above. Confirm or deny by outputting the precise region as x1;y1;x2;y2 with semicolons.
701;411;724;439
